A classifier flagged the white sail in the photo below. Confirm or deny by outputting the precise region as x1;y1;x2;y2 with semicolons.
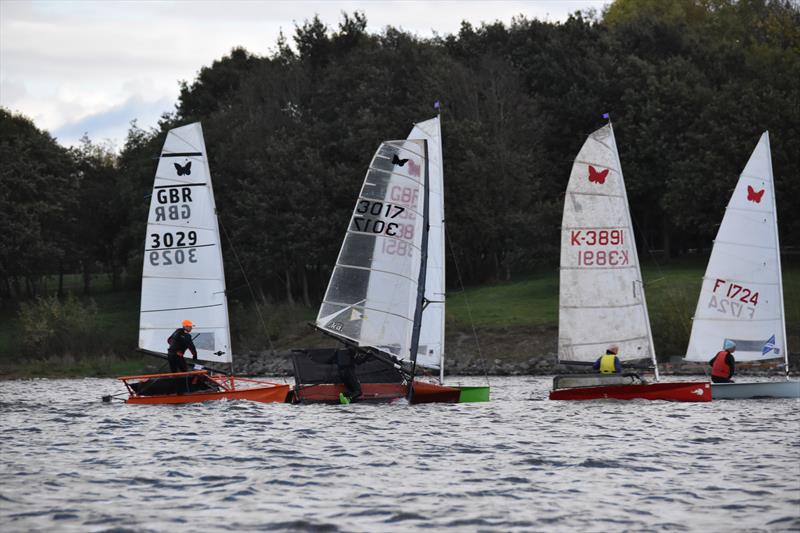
138;123;232;364
558;124;656;367
316;139;429;361
409;117;444;370
686;132;787;363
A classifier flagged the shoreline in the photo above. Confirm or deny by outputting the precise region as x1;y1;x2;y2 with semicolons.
2;351;797;380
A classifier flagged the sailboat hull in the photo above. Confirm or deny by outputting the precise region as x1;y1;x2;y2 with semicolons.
549;381;712;402
712;380;800;399
120;372;291;404
291;381;463;404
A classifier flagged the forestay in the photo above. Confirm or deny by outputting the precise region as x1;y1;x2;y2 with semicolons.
558;124;656;367
138;123;232;364
686;132;787;363
409;117;444;370
316;139;428;362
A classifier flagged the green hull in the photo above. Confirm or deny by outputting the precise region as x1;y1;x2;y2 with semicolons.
457;386;490;403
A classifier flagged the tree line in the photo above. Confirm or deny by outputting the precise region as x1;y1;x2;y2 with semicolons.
1;0;798;307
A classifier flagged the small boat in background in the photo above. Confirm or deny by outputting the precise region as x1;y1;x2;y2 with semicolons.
292;117;488;404
118;122;289;404
549;121;710;402
684;132;799;399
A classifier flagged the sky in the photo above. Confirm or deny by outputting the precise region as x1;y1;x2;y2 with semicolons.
0;0;609;149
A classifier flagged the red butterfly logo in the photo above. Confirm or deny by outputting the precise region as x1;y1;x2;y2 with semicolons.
407;159;421;177
588;165;608;184
747;185;765;203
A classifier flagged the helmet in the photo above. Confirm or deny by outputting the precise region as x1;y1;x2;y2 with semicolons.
723;339;736;351
182;319;194;328
607;344;619;354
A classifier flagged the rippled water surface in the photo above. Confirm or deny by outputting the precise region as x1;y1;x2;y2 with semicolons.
1;376;799;532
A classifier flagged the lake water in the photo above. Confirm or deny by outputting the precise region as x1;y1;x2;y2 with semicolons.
1;376;798;532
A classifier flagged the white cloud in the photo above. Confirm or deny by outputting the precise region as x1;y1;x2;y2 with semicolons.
1;0;608;148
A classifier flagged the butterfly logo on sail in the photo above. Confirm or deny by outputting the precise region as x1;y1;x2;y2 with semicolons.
762;334;777;355
392;154;409;166
174;162;192;176
587;165;608;184
746;185;764;203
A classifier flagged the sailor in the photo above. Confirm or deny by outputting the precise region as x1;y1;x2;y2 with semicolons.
709;340;736;383
593;344;622;374
335;346;363;404
167;320;198;373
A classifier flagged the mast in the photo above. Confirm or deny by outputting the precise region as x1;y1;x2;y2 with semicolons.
408;139;431;401
765;132;789;378
436;113;446;385
608;122;660;381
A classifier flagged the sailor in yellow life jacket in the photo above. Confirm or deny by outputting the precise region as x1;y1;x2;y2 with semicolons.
593;345;622;374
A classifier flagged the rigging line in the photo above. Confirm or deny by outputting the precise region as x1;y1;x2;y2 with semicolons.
627;203;691;344
445;228;490;388
217;218;284;383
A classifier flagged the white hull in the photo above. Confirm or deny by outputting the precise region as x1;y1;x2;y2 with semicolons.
712;380;800;399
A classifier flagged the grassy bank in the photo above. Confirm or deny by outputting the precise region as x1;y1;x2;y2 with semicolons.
2;257;798;377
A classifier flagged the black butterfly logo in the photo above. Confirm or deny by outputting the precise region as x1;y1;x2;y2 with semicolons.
174;162;192;176
392;154;409;167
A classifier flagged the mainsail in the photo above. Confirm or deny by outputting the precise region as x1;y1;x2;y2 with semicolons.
558;123;657;370
410;117;445;371
316;139;429;364
685;132;787;363
138;123;232;364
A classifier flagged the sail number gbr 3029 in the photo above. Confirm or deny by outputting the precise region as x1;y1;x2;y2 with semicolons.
148;231;199;266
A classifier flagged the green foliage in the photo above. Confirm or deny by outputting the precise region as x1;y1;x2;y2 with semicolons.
18;294;99;357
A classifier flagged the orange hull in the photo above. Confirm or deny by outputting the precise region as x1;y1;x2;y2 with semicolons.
292;381;461;404
119;371;291;404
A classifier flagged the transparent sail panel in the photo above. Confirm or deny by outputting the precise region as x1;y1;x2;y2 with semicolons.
686;133;785;362
317;139;427;360
139;123;232;363
558;124;654;364
409;117;444;369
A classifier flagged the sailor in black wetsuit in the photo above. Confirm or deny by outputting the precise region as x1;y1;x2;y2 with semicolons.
336;346;363;402
167;319;198;373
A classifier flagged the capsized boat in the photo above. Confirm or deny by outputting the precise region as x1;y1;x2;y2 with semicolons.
292;117;488;404
684;132;799;399
549;121;710;402
118;122;290;404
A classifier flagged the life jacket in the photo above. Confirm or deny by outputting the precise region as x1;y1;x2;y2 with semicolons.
711;351;731;379
599;354;618;373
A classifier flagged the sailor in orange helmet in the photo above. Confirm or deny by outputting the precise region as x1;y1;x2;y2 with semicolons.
166;319;198;373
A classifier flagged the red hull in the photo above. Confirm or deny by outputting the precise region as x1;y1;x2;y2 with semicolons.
292;381;461;404
120;371;291;404
549;381;711;402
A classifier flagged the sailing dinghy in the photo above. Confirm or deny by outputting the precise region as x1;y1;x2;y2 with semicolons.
684;132;799;399
291;118;488;404
550;122;710;402
118;122;290;404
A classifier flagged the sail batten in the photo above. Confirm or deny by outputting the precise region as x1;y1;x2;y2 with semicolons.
686;132;786;363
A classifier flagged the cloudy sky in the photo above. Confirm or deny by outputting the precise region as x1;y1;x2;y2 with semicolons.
1;0;608;149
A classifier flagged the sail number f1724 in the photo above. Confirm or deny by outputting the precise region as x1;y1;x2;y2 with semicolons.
707;278;759;319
